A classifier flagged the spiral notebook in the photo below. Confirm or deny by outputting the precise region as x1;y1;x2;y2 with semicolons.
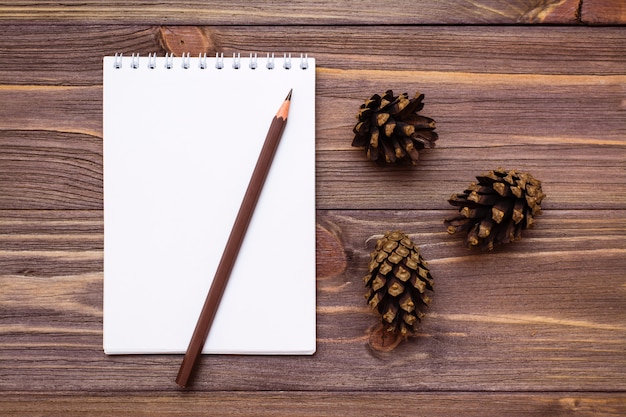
103;53;316;355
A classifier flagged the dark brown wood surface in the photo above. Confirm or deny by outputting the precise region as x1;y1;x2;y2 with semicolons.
1;1;625;415
0;0;624;24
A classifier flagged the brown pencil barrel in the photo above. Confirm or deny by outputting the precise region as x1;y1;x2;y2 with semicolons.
176;90;292;388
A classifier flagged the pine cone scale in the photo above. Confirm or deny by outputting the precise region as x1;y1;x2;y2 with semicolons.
387;279;405;297
371;274;386;291
478;219;493;238
377;112;390;126
399;294;415;312
512;200;525;224
410;274;426;293
369;120;379;143
396;121;414;136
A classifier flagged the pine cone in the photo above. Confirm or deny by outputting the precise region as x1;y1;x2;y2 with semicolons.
352;90;438;165
445;168;546;250
364;231;434;337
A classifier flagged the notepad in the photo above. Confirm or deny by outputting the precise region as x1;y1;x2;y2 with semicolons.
103;53;316;355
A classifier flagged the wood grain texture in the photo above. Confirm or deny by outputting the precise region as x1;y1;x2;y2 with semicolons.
0;0;583;24
1;393;626;416
582;0;626;24
1;20;625;416
1;26;624;211
1;210;624;393
2;25;625;86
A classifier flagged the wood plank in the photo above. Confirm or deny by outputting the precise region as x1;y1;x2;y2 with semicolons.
0;210;102;276
2;75;624;210
1;26;625;86
582;0;626;24
0;0;582;24
315;147;626;210
2;131;623;211
1;392;625;416
1;210;624;392
1;27;624;210
0;130;102;210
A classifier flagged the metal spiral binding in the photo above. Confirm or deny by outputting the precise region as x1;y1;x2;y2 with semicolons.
131;53;140;69
113;53;123;69
300;53;309;70
232;53;241;69
215;52;224;69
198;53;207;69
249;53;258;69
112;52;310;70
181;53;190;69
164;53;174;69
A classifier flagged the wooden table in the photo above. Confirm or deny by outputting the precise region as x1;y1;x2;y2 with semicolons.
1;1;625;415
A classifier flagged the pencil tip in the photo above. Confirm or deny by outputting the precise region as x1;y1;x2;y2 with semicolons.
286;89;293;101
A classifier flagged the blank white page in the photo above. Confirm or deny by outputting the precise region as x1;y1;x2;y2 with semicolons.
103;54;316;354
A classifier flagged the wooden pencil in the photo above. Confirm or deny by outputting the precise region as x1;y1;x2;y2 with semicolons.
175;89;293;388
